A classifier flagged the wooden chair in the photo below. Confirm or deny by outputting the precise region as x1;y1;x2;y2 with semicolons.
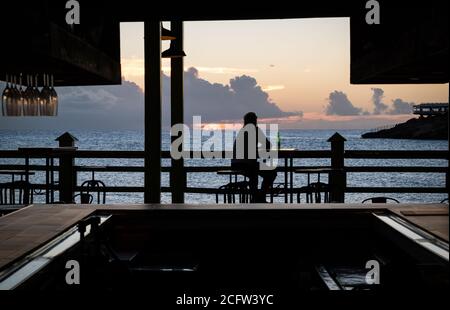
80;179;106;204
296;186;314;203
73;193;94;204
362;197;400;204
216;181;251;203
296;182;330;203
310;182;330;203
0;181;33;205
268;182;286;203
216;170;251;203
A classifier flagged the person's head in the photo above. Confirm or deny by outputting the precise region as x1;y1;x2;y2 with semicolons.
244;112;257;125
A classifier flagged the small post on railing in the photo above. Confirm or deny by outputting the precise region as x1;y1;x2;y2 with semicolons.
55;132;78;203
328;132;346;203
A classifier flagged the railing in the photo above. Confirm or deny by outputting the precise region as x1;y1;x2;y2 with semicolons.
413;104;448;116
344;150;448;194
367;123;398;132
0;143;448;203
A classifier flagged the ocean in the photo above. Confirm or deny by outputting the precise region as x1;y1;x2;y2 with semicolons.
0;129;448;204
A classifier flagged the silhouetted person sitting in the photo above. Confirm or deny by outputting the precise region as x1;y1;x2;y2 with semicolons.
232;112;277;203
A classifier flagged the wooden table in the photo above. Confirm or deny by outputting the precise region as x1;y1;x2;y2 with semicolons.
294;168;339;203
0;170;35;182
18;147;56;203
77;165;108;181
217;169;247;184
294;168;336;186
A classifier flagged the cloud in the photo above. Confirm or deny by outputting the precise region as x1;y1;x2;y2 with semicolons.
121;58;258;78
194;67;258;75
163;66;259;76
162;68;296;124
325;90;362;115
121;58;145;77
288;112;412;129
325;88;416;117
389;98;414;114
371;88;389;115
262;85;285;92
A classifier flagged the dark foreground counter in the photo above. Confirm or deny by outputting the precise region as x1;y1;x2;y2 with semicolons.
0;204;448;300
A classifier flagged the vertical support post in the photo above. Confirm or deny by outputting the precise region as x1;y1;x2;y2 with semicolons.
328;133;347;203
144;20;162;203
170;20;186;203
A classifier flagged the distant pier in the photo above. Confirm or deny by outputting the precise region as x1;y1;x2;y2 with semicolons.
413;103;448;117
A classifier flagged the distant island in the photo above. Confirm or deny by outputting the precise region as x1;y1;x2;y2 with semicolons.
362;113;448;140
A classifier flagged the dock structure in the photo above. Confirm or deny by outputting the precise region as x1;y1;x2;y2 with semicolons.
413;103;449;117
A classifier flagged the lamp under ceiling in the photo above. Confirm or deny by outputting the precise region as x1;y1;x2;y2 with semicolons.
161;24;176;40
162;41;186;58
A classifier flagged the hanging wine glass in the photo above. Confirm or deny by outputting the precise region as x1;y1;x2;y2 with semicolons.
5;75;18;116
40;74;51;116
1;74;12;116
17;74;25;116
22;75;33;116
30;75;40;116
8;76;22;116
3;73;58;117
48;74;58;116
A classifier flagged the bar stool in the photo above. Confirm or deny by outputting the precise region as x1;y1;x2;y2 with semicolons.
216;170;251;203
80;167;106;204
294;168;333;203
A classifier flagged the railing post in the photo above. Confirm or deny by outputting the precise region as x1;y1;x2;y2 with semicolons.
55;132;78;203
328;133;347;203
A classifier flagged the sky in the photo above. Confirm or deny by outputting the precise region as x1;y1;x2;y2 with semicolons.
1;18;448;130
121;19;448;114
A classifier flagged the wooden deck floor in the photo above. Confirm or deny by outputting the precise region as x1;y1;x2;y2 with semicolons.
0;203;448;271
